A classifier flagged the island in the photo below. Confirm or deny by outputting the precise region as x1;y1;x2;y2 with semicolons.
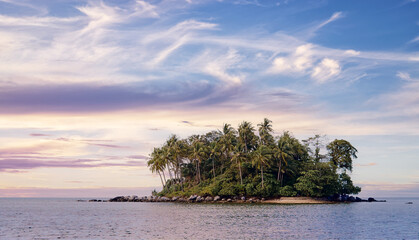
139;118;364;203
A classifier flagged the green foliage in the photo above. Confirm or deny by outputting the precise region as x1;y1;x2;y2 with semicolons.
279;186;297;197
147;118;362;198
294;170;324;197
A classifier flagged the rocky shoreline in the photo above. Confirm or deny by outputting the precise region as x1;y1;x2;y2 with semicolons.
81;195;385;204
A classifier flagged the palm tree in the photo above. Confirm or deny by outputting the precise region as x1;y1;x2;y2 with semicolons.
252;145;271;188
257;118;274;146
231;144;247;185
238;121;257;154
219;123;237;173
274;141;289;184
191;140;207;183
148;147;166;188
209;141;221;178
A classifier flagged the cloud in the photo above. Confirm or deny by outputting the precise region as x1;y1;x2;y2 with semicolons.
311;58;341;83
316;12;343;29
268;44;314;75
30;133;51;137
409;35;419;43
344;49;361;56
232;0;264;7
397;71;418;82
0;82;220;114
0;158;145;172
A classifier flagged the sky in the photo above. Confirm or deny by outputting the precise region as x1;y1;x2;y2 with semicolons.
0;0;418;198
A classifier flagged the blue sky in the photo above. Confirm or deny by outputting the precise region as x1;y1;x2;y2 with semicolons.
0;0;418;197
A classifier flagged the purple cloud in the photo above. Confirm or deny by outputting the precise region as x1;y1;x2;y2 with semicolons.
0;81;220;114
30;133;51;137
0;158;146;171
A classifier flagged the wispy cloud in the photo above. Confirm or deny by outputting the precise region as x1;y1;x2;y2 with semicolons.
0;158;145;172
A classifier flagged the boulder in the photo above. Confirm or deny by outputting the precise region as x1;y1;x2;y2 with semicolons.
171;196;179;202
241;196;246;201
205;196;213;201
221;198;226;201
226;198;232;202
128;195;138;201
368;197;376;202
109;196;124;202
214;196;221;201
355;197;362;202
188;195;197;201
348;196;355;202
261;198;265;201
196;196;203;202
161;197;170;202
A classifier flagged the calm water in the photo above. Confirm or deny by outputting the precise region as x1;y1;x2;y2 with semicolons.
1;198;418;239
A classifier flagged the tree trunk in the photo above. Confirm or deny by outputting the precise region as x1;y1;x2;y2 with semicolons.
212;158;216;178
158;171;164;188
277;160;282;181
162;170;167;185
198;161;202;182
239;161;243;185
261;165;264;188
168;165;173;180
195;160;199;183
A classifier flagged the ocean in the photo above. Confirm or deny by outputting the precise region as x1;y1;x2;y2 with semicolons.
1;197;418;239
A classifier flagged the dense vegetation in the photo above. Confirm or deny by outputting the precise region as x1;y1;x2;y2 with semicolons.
147;119;361;198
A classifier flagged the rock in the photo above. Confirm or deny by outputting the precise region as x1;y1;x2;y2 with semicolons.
221;198;226;201
248;198;254;203
241;196;246;201
77;200;87;202
128;196;138;202
233;196;238;200
88;199;98;202
188;195;197;201
355;197;362;202
161;197;170;202
196;196;203;202
261;198;265;201
214;196;221;201
406;202;413;204
172;196;179;202
226;198;232;202
348;196;355;202
368;197;376;202
205;196;213;201
109;196;125;202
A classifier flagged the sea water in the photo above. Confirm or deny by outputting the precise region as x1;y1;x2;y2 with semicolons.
1;197;418;239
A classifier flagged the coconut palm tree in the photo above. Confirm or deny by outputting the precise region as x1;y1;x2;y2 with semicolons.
274;141;289;184
209;141;221;178
252;145;271;188
191;140;207;183
257;118;274;146
238;121;257;154
231;144;247;185
148;147;166;188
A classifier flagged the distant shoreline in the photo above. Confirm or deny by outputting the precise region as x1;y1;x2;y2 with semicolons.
98;195;384;204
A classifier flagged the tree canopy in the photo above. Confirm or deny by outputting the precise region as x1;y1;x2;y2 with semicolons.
147;119;361;198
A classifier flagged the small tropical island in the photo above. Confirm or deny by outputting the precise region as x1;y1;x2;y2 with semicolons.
138;118;365;203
